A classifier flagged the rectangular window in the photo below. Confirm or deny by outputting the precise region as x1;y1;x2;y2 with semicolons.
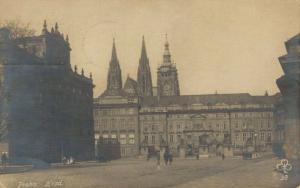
152;135;155;144
235;134;239;141
145;135;148;143
102;134;109;139
260;132;265;141
111;134;117;139
129;134;135;144
170;135;174;143
242;133;247;141
177;135;181;143
267;132;271;142
120;134;126;145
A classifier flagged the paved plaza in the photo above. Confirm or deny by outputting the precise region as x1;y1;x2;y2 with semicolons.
0;156;298;188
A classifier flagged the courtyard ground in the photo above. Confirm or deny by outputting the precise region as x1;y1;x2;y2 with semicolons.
0;155;299;188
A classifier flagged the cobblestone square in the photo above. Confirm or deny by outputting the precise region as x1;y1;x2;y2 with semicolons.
1;156;297;188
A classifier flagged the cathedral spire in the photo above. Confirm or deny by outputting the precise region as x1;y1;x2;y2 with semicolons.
163;33;172;64
111;38;118;61
42;20;48;35
141;35;147;59
104;38;123;93
55;22;59;34
137;36;153;96
157;34;180;96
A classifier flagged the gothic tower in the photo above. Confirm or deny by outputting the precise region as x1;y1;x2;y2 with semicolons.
137;36;153;97
157;35;180;96
101;39;123;96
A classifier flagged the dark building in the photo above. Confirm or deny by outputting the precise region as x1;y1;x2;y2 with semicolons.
276;33;300;161
0;21;95;163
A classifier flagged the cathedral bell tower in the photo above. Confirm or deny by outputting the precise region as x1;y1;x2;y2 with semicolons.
137;36;153;97
157;35;180;96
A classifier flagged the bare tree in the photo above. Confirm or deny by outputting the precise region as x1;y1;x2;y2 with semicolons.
0;19;35;39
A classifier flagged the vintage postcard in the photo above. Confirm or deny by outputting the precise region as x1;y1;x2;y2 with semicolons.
0;0;299;187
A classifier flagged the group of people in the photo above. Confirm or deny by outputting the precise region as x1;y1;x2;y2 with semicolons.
62;156;75;165
153;149;173;170
163;150;173;165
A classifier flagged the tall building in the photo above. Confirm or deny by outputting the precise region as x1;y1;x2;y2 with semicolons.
137;36;153;97
0;21;95;163
94;40;140;157
94;36;280;158
157;36;180;96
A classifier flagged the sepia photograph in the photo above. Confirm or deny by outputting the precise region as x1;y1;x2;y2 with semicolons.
0;0;299;187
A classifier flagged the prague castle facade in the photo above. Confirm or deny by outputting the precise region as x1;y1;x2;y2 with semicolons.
94;36;280;157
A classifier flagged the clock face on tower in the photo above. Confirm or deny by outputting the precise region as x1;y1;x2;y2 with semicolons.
163;83;171;95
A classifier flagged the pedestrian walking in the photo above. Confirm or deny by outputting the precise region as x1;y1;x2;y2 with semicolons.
164;151;168;165
168;152;173;165
1;152;7;169
222;153;225;160
156;151;161;170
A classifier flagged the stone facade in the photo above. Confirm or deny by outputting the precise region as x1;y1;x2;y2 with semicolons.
0;21;95;163
276;33;300;161
94;40;140;157
140;94;279;156
94;36;280;158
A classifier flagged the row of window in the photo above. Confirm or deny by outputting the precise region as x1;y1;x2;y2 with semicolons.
95;109;136;116
237;132;272;142
100;134;135;145
144;135;165;144
139;112;273;121
143;132;272;145
141;106;274;112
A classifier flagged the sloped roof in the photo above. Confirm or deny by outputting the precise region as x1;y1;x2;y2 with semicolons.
123;76;138;96
100;88;129;97
141;93;280;107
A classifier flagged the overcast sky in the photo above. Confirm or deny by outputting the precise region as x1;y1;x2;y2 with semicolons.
0;0;299;96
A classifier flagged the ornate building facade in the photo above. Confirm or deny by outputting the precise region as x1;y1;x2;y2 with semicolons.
0;21;95;163
94;36;280;158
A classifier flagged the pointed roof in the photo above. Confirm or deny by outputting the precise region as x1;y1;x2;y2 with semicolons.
124;75;138;96
140;36;148;59
163;34;172;65
111;38;118;61
137;36;153;97
42;20;48;35
101;38;123;97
